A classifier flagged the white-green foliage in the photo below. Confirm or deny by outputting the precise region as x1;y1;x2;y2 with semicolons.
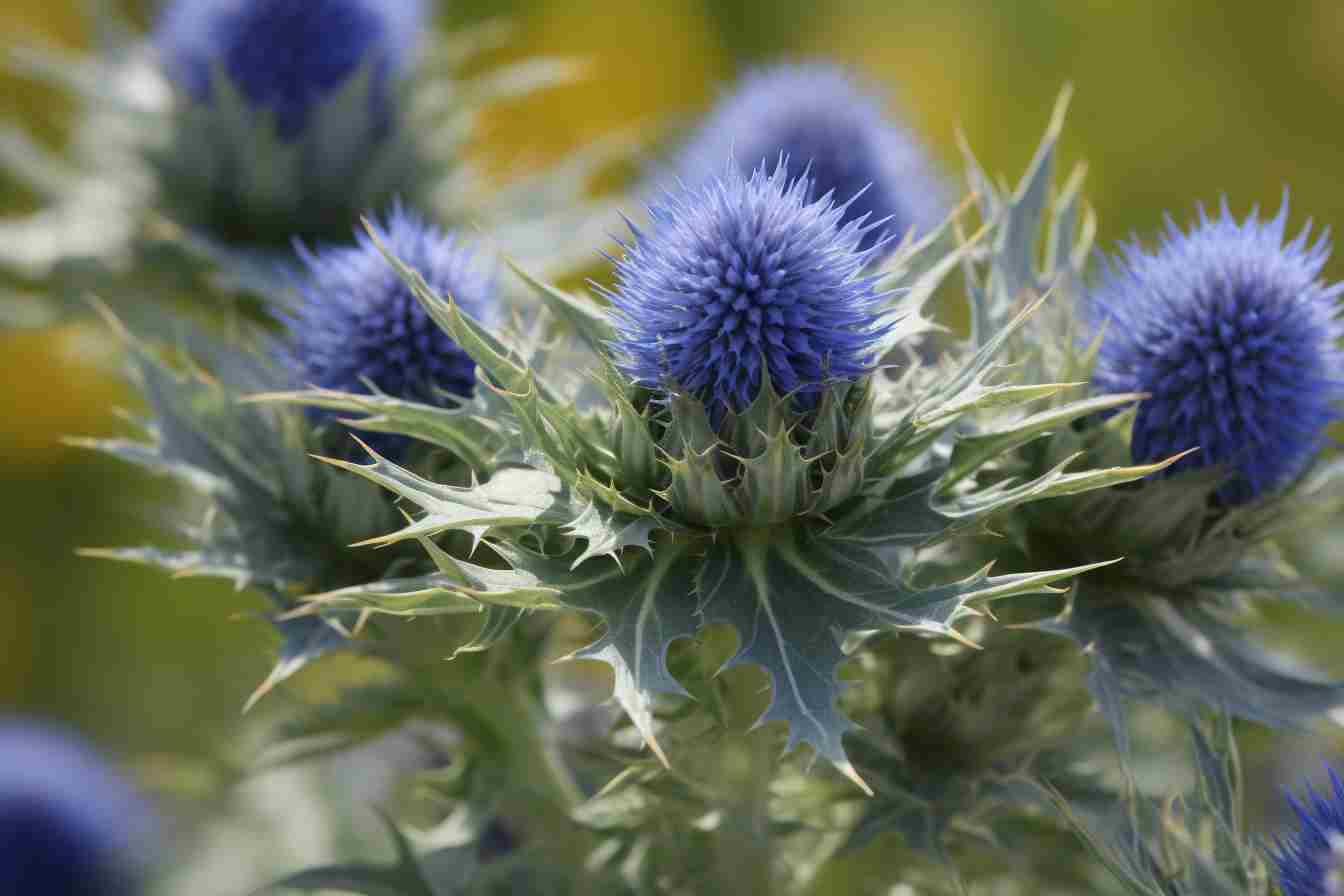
26;25;1342;888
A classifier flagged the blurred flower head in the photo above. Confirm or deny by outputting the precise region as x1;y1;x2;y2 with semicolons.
606;161;889;421
1273;766;1344;896
285;205;496;442
669;63;947;252
155;0;426;137
1088;202;1343;504
0;719;155;895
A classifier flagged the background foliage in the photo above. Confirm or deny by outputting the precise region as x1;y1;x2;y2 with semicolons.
4;0;1344;884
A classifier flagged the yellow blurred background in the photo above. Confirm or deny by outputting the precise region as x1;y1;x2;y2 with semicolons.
3;0;1344;786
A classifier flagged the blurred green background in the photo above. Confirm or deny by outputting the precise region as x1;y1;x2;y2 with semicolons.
3;0;1344;804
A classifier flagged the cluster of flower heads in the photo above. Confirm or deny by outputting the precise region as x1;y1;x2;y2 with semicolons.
1088;203;1344;504
1275;766;1344;896
669;64;948;251
0;720;154;895
155;0;426;137
607;161;891;421
284;205;495;415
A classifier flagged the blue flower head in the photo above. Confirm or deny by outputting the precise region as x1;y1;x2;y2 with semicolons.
156;0;426;138
285;205;496;444
0;720;155;895
669;63;947;253
1089;202;1344;504
606;161;890;422
1272;766;1344;896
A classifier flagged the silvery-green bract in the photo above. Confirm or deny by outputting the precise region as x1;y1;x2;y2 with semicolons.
275;154;1166;789
957;92;1344;744
73;324;413;705
1055;715;1272;896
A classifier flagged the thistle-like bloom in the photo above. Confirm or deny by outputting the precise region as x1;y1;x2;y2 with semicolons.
607;162;890;421
1089;203;1344;504
1273;767;1344;896
155;0;426;137
0;720;155;894
286;206;495;410
669;63;946;251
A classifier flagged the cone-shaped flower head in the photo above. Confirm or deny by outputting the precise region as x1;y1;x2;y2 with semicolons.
1089;203;1344;504
669;63;946;252
156;0;426;138
1273;766;1344;896
607;161;890;422
0;720;156;894
286;205;496;413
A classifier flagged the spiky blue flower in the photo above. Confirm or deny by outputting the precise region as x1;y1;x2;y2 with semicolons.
285;206;495;426
1272;766;1344;896
606;161;890;421
1089;203;1344;504
0;720;155;895
155;0;426;138
669;63;946;252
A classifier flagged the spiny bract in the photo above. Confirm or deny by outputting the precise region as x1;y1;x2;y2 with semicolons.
1273;767;1344;896
0;720;154;895
155;0;426;138
669;63;946;252
285;206;496;414
606;161;890;422
1088;202;1344;504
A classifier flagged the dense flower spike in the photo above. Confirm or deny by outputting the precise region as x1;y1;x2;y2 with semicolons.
606;161;890;421
286;206;495;412
670;63;946;251
0;720;154;895
1273;767;1344;896
1089;203;1344;503
156;0;425;137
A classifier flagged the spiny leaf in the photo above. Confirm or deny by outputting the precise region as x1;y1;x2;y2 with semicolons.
563;501;660;568
247;387;507;471
940;391;1145;487
317;449;574;546
508;260;614;355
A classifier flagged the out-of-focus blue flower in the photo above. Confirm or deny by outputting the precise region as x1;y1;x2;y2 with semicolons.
1089;202;1343;504
155;0;426;137
606;161;889;422
1273;766;1344;896
285;205;495;443
669;63;946;252
0;720;155;895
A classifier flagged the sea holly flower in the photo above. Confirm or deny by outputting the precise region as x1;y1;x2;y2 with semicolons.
1274;767;1344;896
283;206;496;452
0;3;622;328
954;94;1344;744
152;0;429;246
155;0;425;139
606;162;889;421
0;720;156;894
668;63;947;252
1089;202;1344;504
281;158;1157;789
